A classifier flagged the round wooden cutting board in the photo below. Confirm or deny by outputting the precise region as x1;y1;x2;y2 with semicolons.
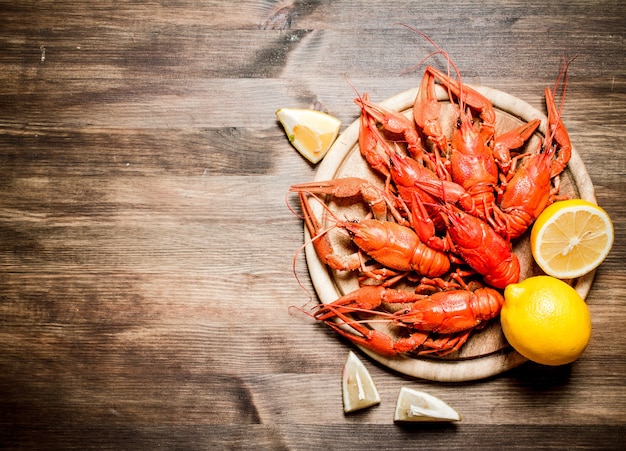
304;85;596;382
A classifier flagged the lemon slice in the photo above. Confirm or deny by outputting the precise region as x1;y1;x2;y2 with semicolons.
341;351;380;413
393;387;461;422
276;108;341;163
530;199;614;279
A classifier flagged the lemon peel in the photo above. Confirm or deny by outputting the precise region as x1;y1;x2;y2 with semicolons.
502;275;591;366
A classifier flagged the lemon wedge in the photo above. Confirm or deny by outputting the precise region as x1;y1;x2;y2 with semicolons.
276;108;341;163
393;387;461;422
530;199;614;279
341;351;380;413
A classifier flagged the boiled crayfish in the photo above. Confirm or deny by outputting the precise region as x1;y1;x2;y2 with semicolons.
288;33;574;357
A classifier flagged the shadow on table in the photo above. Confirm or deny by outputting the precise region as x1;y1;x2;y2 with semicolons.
507;360;573;390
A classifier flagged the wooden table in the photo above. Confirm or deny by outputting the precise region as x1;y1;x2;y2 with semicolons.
1;1;624;449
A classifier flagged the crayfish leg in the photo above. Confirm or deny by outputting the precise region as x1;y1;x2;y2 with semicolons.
416;330;472;356
315;285;426;321
290;177;391;221
320;310;400;358
492;118;541;175
393;331;430;354
297;192;363;272
321;308;431;357
425;65;497;142
413;68;448;155
314;285;388;321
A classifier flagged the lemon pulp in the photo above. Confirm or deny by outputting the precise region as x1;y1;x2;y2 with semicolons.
341;351;380;413
276;108;341;164
393;387;461;422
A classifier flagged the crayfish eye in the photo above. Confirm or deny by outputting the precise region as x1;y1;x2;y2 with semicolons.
456;117;462;129
400;308;411;324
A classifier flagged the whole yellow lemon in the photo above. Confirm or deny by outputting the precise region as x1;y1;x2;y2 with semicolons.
501;276;591;366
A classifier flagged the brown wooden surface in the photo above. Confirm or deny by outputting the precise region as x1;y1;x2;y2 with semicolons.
1;1;625;449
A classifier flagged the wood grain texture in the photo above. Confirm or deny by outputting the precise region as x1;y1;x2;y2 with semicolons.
1;0;625;449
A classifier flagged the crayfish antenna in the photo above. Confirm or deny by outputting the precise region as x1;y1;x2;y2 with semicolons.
396;23;466;113
551;56;577;105
285;190;305;220
285;190;316;302
544;56;576;147
344;72;366;105
288;303;318;320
